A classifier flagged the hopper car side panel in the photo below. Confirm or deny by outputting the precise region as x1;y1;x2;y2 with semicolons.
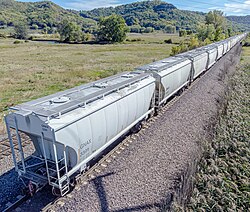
223;42;228;55
206;48;218;69
217;44;224;59
137;57;192;107
192;52;208;79
159;62;192;105
53;78;156;171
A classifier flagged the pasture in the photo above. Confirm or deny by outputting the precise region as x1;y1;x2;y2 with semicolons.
0;33;180;133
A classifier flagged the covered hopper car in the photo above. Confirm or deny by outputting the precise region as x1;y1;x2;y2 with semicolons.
5;72;156;196
137;56;192;107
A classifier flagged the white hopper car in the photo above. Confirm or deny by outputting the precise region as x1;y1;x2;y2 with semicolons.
4;33;247;196
5;72;156;195
137;56;192;107
175;48;209;80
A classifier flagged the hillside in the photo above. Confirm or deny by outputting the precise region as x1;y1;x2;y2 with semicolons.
226;15;250;31
0;0;206;32
227;15;250;26
0;0;96;28
0;0;246;33
80;0;206;31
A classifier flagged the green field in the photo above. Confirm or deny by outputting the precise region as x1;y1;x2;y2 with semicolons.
0;33;181;133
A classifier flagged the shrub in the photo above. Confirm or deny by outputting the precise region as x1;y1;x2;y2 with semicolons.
133;38;143;42
170;46;181;55
188;37;199;49
30;24;39;30
126;38;143;42
164;25;176;34
140;27;146;33
243;42;250;47
130;25;141;33
170;42;188;56
14;23;29;40
186;30;193;35
164;38;172;44
179;29;187;37
203;38;212;45
13;40;22;44
143;27;154;33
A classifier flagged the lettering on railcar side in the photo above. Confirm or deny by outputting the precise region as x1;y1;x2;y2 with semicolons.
80;139;92;159
80;139;91;149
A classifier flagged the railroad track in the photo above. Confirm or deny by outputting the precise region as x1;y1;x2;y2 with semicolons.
1;46;237;212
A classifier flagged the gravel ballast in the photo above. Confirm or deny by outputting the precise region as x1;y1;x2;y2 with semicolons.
0;144;35;211
10;44;242;211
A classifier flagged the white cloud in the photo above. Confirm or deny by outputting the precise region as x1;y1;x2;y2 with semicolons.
222;0;250;15
207;1;250;15
64;0;122;10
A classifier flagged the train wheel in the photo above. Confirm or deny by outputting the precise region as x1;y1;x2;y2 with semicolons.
52;186;61;196
28;181;36;196
21;187;29;196
70;178;76;187
131;122;142;133
154;108;159;116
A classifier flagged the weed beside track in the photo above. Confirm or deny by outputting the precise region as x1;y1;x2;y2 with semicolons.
185;62;250;211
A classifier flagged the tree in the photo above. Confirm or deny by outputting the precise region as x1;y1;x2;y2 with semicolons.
14;23;28;39
205;10;225;30
179;29;187;37
97;14;129;43
197;24;216;42
170;42;188;56
58;20;85;43
164;25;176;34
130;25;141;33
143;27;154;33
188;36;199;49
205;10;227;41
30;24;39;30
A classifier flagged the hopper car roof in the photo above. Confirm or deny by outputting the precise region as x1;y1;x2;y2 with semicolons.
137;56;191;73
10;72;152;119
176;48;208;60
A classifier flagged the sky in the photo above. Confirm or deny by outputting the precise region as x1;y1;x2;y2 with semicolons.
18;0;250;16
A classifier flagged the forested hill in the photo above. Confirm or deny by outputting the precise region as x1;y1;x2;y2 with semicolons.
0;0;205;31
0;0;247;32
0;0;95;28
80;0;206;31
226;15;250;30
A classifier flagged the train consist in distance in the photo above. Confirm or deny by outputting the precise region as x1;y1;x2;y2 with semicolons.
4;33;247;196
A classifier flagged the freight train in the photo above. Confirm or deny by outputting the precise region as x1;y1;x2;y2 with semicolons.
4;33;247;196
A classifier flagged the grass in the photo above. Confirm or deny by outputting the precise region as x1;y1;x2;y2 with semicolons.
184;40;250;211
0;32;181;133
242;37;250;62
0;27;15;35
125;32;184;44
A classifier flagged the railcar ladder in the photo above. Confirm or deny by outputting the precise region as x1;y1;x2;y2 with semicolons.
5;116;26;174
41;132;70;196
